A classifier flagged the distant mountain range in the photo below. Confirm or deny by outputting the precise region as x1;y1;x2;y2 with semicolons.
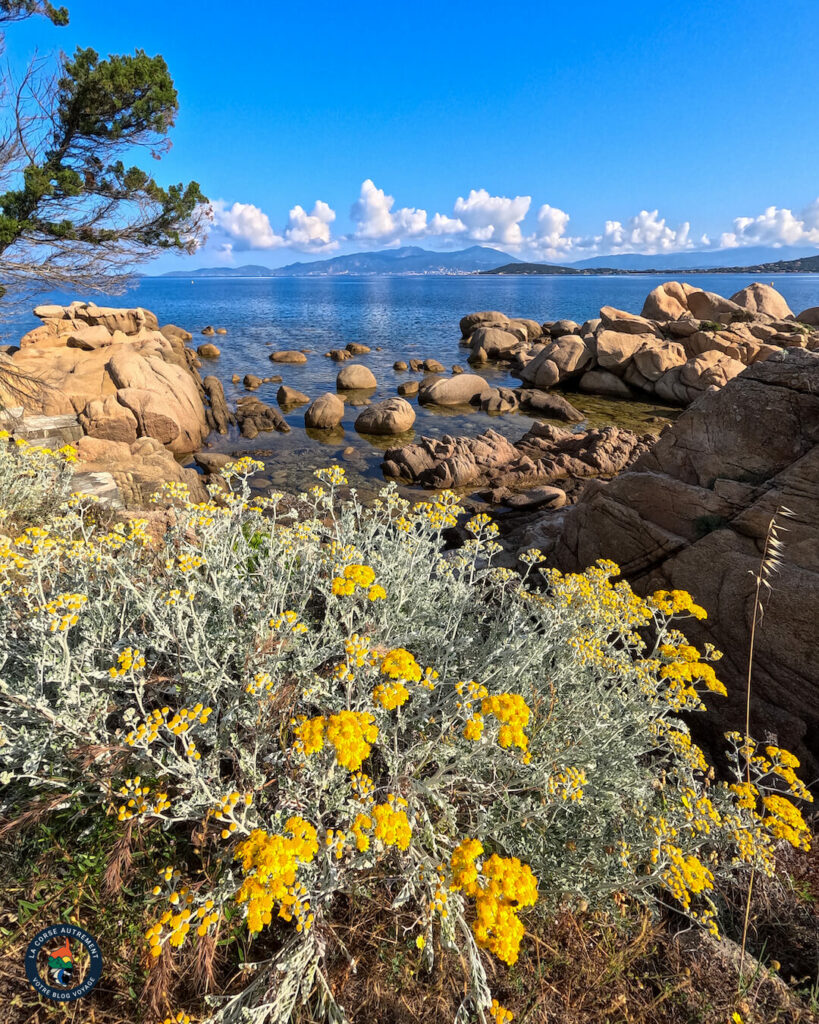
156;243;819;279
159;245;521;278
568;245;819;270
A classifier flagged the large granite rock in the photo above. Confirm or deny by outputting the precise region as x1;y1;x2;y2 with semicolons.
459;311;509;338
337;364;377;390
730;283;794;319
641;281;698;320
354;397;415;435
506;349;819;778
305;393;345;430
2;303;210;459
417;373;491;406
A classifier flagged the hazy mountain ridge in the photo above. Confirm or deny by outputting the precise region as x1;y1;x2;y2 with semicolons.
568;245;819;270
160;246;521;278
157;244;819;279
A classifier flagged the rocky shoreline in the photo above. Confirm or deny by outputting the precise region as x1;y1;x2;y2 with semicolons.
1;282;817;774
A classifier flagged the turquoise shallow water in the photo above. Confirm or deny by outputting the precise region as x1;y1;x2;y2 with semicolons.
9;273;819;495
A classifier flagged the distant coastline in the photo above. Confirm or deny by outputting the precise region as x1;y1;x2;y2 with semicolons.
481;254;819;277
153;246;819;280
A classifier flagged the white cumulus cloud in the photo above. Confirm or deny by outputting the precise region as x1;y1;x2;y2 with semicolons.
284;201;337;251
452;188;531;246
351;179;428;242
207;189;819;263
211;199;284;251
599;209;693;254
211;198;339;253
719;201;819;248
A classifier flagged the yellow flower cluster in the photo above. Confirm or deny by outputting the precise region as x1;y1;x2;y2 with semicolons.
293;715;325;756
407;492;464;530
325;827;347;860
235;817;318;934
546;766;587;803
344;633;375;668
108;647;146;678
765;745;813;801
647;589;708;620
651;721;709;772
314;465;347;487
351;770;375;804
540;560;654;636
269;609;308;635
380;648;422;682
679;788;722;835
326;711;378;770
490;999;514;1024
116;777;171;821
124;703;212;751
657;843;714;909
658;642;727;709
449;839;538;965
372;679;409;710
166;552;206;574
463;692;531;758
351;812;373;851
762;794;811;851
161;1013;191;1024
463;715;484;741
466;513;500;539
245;671;274;695
372;800;412;850
146;888;219;954
211;790;254;839
295;711;378;771
37;591;87;632
331;563;384;601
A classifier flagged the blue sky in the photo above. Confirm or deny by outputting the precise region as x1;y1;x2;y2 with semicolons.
7;0;819;269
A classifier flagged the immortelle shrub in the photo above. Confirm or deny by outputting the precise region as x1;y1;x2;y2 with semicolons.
0;429;76;522
0;451;812;1024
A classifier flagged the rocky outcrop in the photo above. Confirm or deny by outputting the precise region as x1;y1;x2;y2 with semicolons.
382;422;652;492
458;282;818;407
73;435;208;507
4;302;209;454
504;349;819;778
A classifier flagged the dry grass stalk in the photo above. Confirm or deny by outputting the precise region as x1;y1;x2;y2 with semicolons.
739;505;795;985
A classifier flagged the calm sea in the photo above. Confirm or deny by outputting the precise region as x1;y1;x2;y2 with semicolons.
9;273;819;495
